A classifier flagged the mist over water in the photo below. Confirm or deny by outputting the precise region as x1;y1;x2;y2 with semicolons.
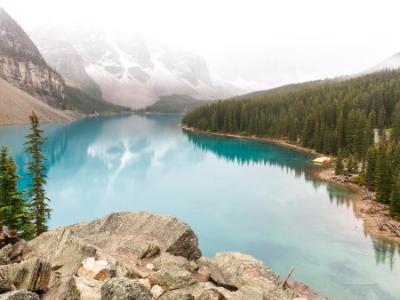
0;114;399;299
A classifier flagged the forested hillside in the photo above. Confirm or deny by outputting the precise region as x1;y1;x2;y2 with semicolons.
182;70;400;215
142;95;214;114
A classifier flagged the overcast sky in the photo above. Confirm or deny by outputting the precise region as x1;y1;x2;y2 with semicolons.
1;0;399;90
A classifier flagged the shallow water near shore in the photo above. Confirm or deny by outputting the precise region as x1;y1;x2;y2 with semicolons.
0;114;399;300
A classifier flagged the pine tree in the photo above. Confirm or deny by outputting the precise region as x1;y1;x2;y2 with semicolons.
0;156;34;239
25;112;50;236
375;143;391;204
390;174;400;217
335;153;344;175
347;155;358;174
366;146;377;191
392;102;400;142
0;145;10;226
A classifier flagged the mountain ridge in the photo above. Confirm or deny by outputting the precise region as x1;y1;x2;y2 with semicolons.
31;28;242;109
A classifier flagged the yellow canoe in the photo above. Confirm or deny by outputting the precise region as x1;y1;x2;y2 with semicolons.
312;156;332;164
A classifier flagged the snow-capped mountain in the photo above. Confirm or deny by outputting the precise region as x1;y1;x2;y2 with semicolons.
366;52;400;73
32;28;242;108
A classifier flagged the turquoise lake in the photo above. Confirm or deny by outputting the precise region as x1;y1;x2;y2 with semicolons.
0;114;399;300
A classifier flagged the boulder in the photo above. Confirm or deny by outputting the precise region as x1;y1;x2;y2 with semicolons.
198;289;226;300
24;231;98;277
118;241;160;259
158;290;194;300
101;278;152;300
75;276;102;300
0;258;51;292
0;241;26;266
149;268;196;291
148;253;197;291
150;284;165;298
136;278;151;290
78;257;113;281
0;290;39;300
41;275;80;300
156;283;227;300
0;227;19;250
0;244;12;266
0;277;14;293
22;212;201;278
72;212;201;260
208;252;287;299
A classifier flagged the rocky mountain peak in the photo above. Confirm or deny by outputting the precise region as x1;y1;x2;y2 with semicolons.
0;8;65;106
32;28;242;108
366;52;400;74
0;8;44;65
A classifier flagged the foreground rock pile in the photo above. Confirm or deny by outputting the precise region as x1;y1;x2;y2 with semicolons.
0;212;321;299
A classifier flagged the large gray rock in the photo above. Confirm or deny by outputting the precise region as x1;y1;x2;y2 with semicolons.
0;290;39;300
208;253;287;300
207;253;321;300
0;258;51;292
149;253;197;291
0;241;26;266
159;290;194;300
24;212;201;264
75;276;102;300
41;276;80;300
73;212;201;260
101;278;152;300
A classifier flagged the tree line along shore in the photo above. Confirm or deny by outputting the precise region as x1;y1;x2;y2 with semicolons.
182;70;400;241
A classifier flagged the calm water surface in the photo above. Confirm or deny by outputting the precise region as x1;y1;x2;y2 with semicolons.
0;114;399;300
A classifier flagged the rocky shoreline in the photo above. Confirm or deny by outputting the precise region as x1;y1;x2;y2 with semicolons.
181;125;400;244
0;212;321;300
317;168;400;244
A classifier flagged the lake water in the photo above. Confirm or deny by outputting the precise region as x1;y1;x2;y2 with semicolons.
0;114;399;300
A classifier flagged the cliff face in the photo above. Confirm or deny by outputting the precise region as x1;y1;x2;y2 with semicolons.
0;212;320;300
0;8;65;107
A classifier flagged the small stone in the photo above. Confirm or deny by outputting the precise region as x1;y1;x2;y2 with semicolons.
78;257;112;281
136;278;151;290
198;289;226;300
146;263;154;271
150;284;164;299
196;266;210;282
187;261;198;273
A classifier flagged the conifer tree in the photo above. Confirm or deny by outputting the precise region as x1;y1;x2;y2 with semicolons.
1;156;34;239
347;155;358;174
25;112;50;236
335;153;344;175
390;174;400;217
392;102;400;142
366;146;377;191
375;143;391;204
0;145;9;226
